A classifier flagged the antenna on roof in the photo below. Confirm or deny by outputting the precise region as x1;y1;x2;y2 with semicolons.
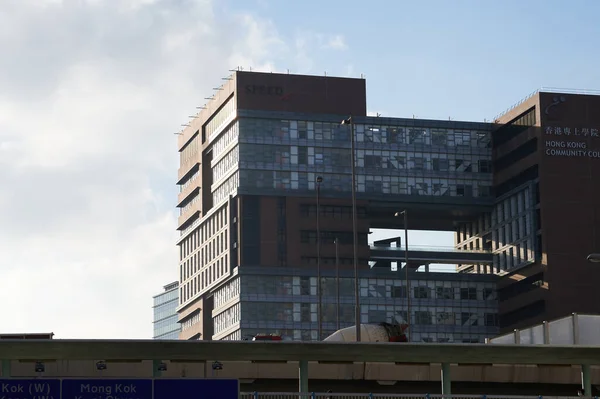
204;96;214;100
213;86;223;91
360;73;365;79
324;71;327;76
181;124;190;127
196;105;206;110
376;113;381;117
287;69;290;74
173;132;183;135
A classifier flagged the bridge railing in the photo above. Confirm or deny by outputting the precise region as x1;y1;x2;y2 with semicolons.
241;393;596;399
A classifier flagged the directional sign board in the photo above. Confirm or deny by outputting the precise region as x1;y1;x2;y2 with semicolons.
0;379;61;399
154;379;239;399
0;378;238;399
62;379;152;399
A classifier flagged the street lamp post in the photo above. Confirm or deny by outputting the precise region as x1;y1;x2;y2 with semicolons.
395;210;411;342
316;176;323;340
335;237;340;331
341;116;361;342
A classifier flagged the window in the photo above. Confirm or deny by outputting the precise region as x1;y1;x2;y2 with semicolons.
460;287;477;300
409;128;426;144
391;286;407;298
368;310;387;323
483;288;496;300
298;147;308;164
485;313;498;327
479;160;492;173
461;312;478;326
436;287;454;299
431;129;447;145
412;157;425;170
415;311;432;325
413;286;429;299
436;312;455;325
456;184;473;197
478;184;492;197
432;158;449;172
301;303;311;322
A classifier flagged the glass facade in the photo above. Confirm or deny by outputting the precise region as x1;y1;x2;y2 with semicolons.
211;269;499;343
234;117;493;200
456;181;537;274
205;114;493;216
153;282;180;340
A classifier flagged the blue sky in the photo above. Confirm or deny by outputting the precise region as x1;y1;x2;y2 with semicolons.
1;0;599;338
220;0;600;262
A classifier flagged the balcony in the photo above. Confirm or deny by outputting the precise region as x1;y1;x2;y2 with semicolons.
177;201;201;230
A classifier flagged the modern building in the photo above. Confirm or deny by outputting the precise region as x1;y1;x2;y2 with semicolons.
209;266;498;342
477;92;600;332
175;70;600;341
152;281;180;339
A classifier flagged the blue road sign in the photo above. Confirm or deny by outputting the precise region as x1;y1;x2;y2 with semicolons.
0;379;60;399
154;379;239;399
61;379;152;399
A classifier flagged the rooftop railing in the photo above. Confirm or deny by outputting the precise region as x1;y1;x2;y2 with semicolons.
493;86;600;122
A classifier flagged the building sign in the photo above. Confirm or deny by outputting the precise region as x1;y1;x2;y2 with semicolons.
545;126;599;137
545;140;600;158
244;84;283;96
544;126;600;158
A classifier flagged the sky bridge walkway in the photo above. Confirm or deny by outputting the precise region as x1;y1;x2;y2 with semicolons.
369;244;493;266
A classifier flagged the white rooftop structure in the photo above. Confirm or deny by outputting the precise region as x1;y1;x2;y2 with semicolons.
487;313;600;345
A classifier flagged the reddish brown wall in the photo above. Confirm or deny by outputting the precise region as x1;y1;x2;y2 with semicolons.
538;92;600;319
236;71;367;116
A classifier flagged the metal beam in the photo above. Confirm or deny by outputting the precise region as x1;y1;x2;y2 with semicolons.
441;362;451;396
581;364;591;396
0;341;599;366
298;360;308;393
1;360;10;378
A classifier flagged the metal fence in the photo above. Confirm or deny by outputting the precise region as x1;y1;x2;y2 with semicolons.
241;393;597;399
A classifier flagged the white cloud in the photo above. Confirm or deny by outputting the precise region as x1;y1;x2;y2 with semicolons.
0;0;340;338
324;34;348;50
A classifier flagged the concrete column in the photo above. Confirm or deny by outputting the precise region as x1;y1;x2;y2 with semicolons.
441;362;451;397
298;360;309;393
1;360;10;378
581;364;591;397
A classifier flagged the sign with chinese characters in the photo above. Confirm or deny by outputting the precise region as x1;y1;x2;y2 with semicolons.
545;126;600;137
544;126;600;158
